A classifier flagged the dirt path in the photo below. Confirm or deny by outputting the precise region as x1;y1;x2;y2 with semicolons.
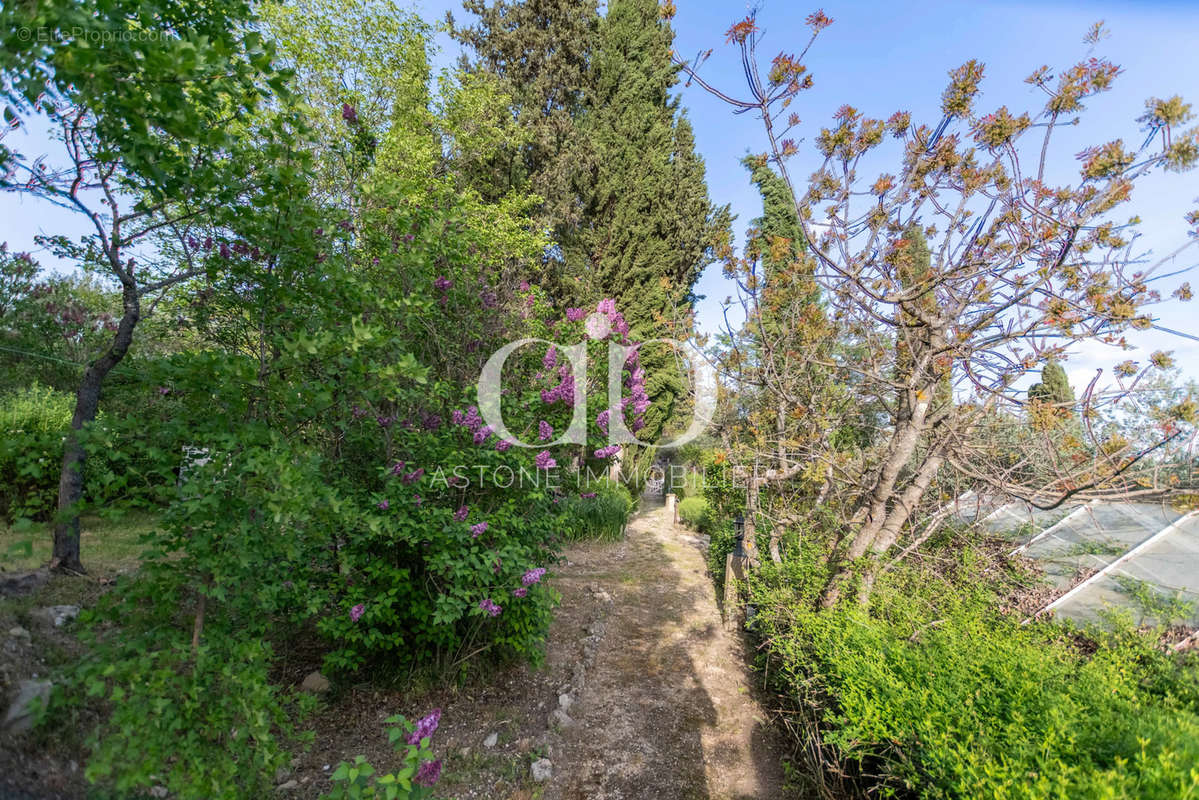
539;501;789;800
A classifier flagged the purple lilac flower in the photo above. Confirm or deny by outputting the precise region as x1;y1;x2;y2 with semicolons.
519;281;531;291
543;346;557;369
157;386;171;396
413;495;422;506
565;307;586;322
594;444;620;459
538;420;553;441
480;289;498;308
377;415;395;428
414;759;442;786
496;439;513;452
597;297;617;315
433;276;453;292
478;598;502;617
611;314;630;338
453;505;469;522
422;412;442;430
341;103;358;123
470;521;488;538
391;461;406;475
535;450;557;470
580;492;597;499
407;709;442;745
521;567;547;587
351;405;367;419
402;468;424;484
377;500;390;511
513;586;528;598
451;409;466;426
350;603;365;622
596;409;610;433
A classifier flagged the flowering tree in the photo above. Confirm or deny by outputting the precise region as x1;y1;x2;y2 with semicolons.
679;12;1199;603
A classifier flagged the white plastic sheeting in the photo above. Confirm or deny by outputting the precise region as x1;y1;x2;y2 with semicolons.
954;495;1198;627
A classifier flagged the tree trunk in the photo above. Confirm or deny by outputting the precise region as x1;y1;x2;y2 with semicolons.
819;394;931;607
51;285;140;574
854;453;946;605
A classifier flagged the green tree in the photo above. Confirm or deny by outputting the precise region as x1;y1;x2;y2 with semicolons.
1;0;297;572
580;0;728;442
1030;360;1075;407
449;0;599;238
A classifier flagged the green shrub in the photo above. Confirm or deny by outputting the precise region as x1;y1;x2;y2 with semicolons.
706;517;737;597
749;529;1199;799
677;495;711;531
559;477;634;541
77;634;311;799
0;382;177;523
0;383;72;521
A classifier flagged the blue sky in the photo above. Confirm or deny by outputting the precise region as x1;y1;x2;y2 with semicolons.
3;0;1197;388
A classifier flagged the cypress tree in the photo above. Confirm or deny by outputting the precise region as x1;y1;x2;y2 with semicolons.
579;0;728;441
449;0;598;238
1030;360;1075;407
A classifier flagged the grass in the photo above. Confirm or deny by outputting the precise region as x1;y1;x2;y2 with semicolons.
1;510;155;576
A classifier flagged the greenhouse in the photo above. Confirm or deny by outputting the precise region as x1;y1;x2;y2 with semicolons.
955;493;1199;627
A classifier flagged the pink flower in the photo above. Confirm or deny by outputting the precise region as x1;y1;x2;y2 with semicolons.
350;603;365;622
565;307;586;322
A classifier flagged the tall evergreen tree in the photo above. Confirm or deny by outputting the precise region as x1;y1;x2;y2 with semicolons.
1030;360;1075;407
579;0;728;441
449;0;598;236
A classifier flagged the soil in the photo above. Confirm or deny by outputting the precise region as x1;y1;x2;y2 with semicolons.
0;501;795;799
